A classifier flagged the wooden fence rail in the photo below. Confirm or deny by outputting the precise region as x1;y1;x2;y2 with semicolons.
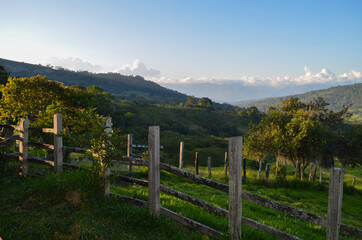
1;117;362;240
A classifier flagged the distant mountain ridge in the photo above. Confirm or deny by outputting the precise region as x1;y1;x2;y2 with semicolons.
0;58;187;101
234;83;362;121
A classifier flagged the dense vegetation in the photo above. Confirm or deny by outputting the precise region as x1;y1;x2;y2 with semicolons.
236;83;362;122
244;98;361;179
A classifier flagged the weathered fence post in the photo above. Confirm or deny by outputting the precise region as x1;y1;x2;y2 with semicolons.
275;160;279;179
19;118;29;176
228;136;242;240
265;163;270;182
102;117;112;196
352;176;356;188
224;152;228;178
54;114;63;173
327;168;345;240
208;157;211;176
242;157;246;181
127;134;133;173
148;126;160;217
257;160;263;179
195;152;199;175
179;141;184;169
309;163;314;181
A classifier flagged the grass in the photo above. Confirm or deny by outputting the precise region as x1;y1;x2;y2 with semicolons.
1;158;361;240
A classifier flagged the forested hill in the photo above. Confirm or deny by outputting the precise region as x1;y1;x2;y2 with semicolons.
0;58;187;102
235;83;362;121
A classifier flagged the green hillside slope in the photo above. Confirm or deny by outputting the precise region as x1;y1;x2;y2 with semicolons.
0;58;187;103
235;83;362;122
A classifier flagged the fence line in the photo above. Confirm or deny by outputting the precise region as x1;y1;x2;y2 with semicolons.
1;116;361;239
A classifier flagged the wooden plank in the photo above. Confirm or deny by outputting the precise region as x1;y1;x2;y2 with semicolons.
340;223;362;239
63;146;87;154
28;142;54;151
224;152;228;178
241;191;326;227
148;126;160;217
118;156;149;166
160;184;228;218
19;118;29;176
160;163;229;192
195;152;199;175
53;114;63;173
242;217;302;240
160;206;223;240
257;160;263;179
41;128;54;133
110;193;223;240
208;157;212;176
265;163;270;182
28;156;54;167
127;134;133;173
327;168;345;240
228;136;243;240
179;141;184;169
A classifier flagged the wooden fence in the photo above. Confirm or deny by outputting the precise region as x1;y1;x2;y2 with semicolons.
1;115;361;240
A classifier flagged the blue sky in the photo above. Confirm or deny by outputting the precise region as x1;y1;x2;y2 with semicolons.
1;0;361;87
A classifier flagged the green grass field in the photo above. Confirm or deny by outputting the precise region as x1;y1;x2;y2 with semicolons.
1;159;361;240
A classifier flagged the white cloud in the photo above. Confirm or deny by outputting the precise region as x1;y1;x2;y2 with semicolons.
47;57;103;72
151;67;362;87
117;59;160;77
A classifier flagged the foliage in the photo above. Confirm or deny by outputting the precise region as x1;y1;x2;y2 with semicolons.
0;65;9;86
186;96;196;106
244;97;355;175
198;97;213;108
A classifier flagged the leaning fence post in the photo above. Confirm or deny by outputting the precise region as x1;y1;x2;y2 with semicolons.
352;176;356;188
265;163;270;182
102;117;112;196
257;160;263;179
195;152;199;175
224;152;228;178
327;168;345;240
127;134;133;173
179;141;184;169
208;157;212;176
19;118;29;176
54;114;63;173
148;126;160;217
228;136;242;240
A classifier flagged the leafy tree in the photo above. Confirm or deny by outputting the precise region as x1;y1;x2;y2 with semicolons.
186;96;196;106
0;65;9;86
244;97;353;179
198;97;213;108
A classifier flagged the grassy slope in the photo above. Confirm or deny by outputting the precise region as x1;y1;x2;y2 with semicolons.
3;157;360;240
0;165;203;240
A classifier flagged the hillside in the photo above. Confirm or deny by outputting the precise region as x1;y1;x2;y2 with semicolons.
235;83;362;121
0;58;187;103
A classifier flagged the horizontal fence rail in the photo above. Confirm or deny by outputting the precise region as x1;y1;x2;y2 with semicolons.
2;117;362;240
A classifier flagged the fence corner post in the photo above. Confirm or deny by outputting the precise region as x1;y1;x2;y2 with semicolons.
19;118;29;177
195;152;199;175
54;114;63;173
179;141;184;169
228;136;242;240
148;126;160;217
327;168;345;240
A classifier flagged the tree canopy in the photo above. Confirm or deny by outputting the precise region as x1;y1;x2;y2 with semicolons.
244;97;356;176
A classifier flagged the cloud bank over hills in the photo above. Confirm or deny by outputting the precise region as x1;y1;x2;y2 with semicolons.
45;57;361;103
